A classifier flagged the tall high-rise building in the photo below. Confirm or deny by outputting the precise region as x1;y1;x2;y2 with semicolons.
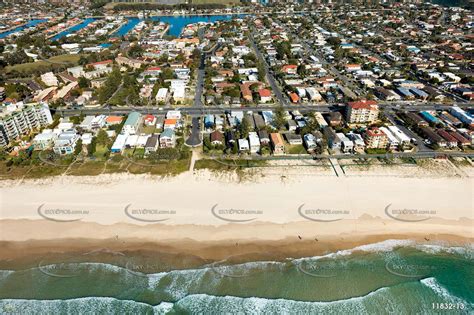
0;103;53;147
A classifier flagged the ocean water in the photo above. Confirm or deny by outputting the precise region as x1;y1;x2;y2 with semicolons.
0;240;472;314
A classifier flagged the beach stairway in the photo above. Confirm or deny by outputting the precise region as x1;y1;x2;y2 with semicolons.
329;158;345;177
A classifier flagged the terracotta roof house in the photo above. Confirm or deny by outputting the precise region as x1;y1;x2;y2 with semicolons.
210;130;224;145
281;64;298;75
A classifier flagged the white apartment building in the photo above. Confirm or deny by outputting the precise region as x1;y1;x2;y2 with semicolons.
0;103;53;147
346;100;379;124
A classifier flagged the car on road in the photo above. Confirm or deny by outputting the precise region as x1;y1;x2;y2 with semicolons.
410;138;418;145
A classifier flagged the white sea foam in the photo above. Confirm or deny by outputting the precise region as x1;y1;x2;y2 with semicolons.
293;239;416;263
0;297;160;314
147;272;167;290
175;287;394;315
153;301;175;314
293;239;474;265
37;262;125;274
146;260;283;293
415;244;474;259
0;270;14;282
420;277;472;308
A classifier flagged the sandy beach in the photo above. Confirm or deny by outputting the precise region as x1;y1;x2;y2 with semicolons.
1;162;472;263
0;163;473;313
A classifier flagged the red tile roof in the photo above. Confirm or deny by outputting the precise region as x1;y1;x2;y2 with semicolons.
289;93;299;103
282;65;298;73
91;60;113;66
365;127;386;137
146;66;162;71
348;100;378;109
258;89;271;97
144;114;155;122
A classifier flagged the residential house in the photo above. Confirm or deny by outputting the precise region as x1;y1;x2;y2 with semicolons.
303;133;317;151
347;133;365;152
327;112;343;127
145;135;159;154
281;64;298;75
163;119;178;130
116;56;144;69
210;130;224;145
258;130;270;145
420;127;446;147
106;116;123;126
121;112;142;135
53;130;79;155
253;113;266;130
248;132;260;153
437;129;458;148
33;130;57;150
159;128;176;148
111;134;127;153
270;133;285;155
285;133;303;145
144;114;156;126
258;89;272;103
238;138;250;152
323;126;340;149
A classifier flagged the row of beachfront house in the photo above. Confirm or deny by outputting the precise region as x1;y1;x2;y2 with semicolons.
403;107;474;148
111;111;180;154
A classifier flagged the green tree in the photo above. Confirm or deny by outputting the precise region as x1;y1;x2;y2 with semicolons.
297;64;306;77
98;68;122;104
231;142;238;154
78;77;90;89
87;137;97;156
74;139;83;155
96;129;109;147
161;68;175;80
327;37;341;47
159;53;169;63
239;117;250;139
273;106;287;130
128;45;144;58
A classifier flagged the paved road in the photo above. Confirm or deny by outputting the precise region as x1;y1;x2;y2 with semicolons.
277;21;364;97
56;102;474;117
194;59;205;107
249;26;289;106
185;117;202;147
194;28;206;108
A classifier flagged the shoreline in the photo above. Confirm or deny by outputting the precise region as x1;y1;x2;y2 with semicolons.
1;167;472;269
0;233;471;271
